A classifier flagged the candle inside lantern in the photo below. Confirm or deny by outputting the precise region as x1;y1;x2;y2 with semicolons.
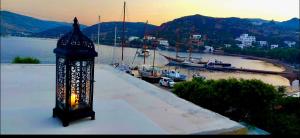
71;93;78;109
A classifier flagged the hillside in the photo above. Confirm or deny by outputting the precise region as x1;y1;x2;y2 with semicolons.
152;14;299;47
277;18;300;30
82;22;157;40
31;25;72;38
0;10;83;36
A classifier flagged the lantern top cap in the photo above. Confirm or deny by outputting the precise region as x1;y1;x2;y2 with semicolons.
54;17;98;58
73;17;80;32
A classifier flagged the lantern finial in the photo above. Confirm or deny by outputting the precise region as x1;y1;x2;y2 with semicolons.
73;17;80;32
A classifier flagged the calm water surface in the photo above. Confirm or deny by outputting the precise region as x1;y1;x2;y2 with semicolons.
1;36;290;87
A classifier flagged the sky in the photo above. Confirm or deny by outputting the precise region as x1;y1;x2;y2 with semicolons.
2;0;299;26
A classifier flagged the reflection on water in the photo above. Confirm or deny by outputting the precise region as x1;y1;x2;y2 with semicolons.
1;36;291;86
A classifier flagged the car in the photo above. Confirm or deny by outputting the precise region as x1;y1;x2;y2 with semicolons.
159;77;175;88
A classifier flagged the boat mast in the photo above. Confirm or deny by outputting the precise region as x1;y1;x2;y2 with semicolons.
121;1;126;62
176;43;179;59
175;29;179;60
143;20;148;65
97;15;101;45
189;46;192;61
97;15;101;64
152;43;156;76
112;25;117;64
188;34;192;62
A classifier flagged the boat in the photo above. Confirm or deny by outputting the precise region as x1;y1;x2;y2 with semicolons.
113;1;133;75
160;54;204;68
138;65;162;83
205;59;232;68
161;69;187;82
138;39;163;83
114;63;134;76
136;49;150;57
160;35;205;68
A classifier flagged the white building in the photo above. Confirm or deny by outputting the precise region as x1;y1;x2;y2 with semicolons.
237;44;245;49
128;36;139;42
235;34;256;47
284;41;296;47
224;44;232;48
144;36;156;40
203;46;214;53
270;44;279;49
192;35;202;40
158;39;169;47
258;41;268;47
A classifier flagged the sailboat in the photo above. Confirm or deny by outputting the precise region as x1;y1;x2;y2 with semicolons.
114;1;133;76
138;42;162;83
111;25;117;65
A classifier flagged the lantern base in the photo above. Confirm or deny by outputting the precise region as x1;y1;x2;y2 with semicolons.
53;107;95;127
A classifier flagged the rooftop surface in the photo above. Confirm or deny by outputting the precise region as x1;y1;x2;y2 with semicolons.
1;64;246;134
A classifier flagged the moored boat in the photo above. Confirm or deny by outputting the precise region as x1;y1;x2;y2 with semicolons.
138;65;162;83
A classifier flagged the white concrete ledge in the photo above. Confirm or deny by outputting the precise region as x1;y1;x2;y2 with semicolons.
1;64;246;134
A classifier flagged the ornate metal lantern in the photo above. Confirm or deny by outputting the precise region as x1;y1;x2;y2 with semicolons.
53;17;98;127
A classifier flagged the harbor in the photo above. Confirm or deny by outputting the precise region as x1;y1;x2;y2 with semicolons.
2;36;298;90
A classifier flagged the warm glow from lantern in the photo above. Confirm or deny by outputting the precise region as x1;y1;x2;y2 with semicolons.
71;93;78;109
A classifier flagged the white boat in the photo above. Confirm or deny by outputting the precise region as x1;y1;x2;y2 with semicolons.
136;49;150;57
114;63;133;76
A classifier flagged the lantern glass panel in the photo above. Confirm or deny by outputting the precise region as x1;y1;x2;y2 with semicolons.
69;60;92;111
57;57;66;109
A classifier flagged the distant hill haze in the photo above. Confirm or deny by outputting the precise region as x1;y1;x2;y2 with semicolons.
0;11;79;36
1;10;299;47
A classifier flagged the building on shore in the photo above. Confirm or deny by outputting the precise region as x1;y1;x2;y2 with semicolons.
258;41;268;47
235;34;256;48
192;34;202;40
270;44;279;49
158;39;169;47
224;44;232;48
144;36;156;40
128;36;140;42
284;41;296;48
204;46;214;53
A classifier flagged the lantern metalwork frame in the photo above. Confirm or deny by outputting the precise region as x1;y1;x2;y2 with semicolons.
53;17;98;127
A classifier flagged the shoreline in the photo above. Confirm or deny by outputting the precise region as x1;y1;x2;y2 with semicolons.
212;52;298;73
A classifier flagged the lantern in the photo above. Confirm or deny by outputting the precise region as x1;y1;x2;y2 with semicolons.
53;17;98;127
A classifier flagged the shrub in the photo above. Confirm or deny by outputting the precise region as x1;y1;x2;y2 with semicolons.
172;78;300;134
12;56;40;64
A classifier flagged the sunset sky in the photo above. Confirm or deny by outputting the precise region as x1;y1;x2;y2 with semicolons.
2;0;299;26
